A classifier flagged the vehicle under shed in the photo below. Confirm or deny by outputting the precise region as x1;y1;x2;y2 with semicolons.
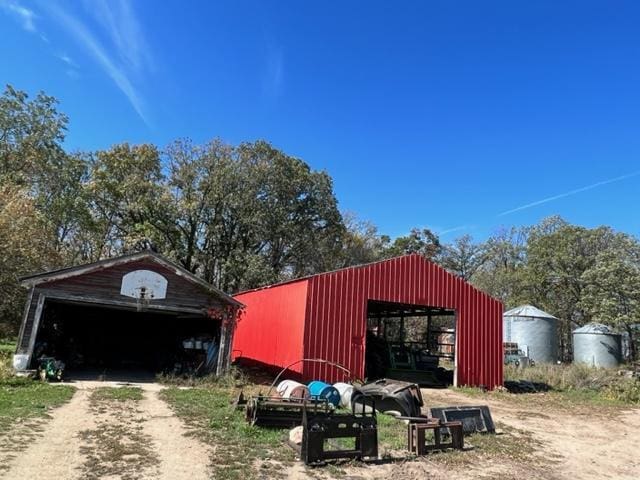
14;252;242;379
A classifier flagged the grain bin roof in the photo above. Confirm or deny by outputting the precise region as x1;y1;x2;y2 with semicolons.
573;323;619;335
503;305;557;319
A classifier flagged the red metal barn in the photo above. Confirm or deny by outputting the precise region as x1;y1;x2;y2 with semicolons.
232;254;503;388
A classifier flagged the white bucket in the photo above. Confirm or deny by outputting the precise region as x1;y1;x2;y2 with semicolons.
12;354;29;371
276;380;309;400
333;382;354;409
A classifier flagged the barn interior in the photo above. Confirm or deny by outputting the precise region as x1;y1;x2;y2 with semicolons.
32;299;222;378
365;300;456;387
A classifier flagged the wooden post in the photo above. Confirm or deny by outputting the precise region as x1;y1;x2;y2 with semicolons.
216;324;228;376
15;287;34;354
26;294;46;367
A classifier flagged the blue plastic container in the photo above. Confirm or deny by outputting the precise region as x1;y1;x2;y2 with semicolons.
307;380;341;407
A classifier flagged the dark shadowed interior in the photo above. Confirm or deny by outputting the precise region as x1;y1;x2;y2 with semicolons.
33;300;221;375
365;300;456;387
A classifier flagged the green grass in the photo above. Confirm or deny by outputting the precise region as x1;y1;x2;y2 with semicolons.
498;363;640;406
160;384;551;478
376;412;407;452
91;386;144;402
161;387;293;480
0;341;15;381
0;377;75;432
0;341;15;353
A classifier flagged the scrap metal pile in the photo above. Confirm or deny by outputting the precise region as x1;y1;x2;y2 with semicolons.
236;374;494;466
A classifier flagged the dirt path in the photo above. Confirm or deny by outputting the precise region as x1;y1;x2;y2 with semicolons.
0;383;212;480
140;389;211;480
423;389;640;480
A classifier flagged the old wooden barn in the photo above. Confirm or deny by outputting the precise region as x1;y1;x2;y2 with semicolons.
14;251;242;378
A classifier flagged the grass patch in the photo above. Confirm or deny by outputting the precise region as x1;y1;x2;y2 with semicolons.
91;387;144;402
0;341;15;381
0;377;75;432
376;412;407;452
161;386;295;480
156;366;248;388
161;383;550;478
502;363;640;406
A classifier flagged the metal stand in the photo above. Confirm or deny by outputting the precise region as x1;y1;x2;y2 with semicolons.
300;397;378;465
407;420;464;454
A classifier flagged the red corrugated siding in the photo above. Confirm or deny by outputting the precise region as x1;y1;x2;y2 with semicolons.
232;280;309;375
302;255;503;388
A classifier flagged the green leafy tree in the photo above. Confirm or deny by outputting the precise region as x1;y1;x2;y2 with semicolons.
0;84;68;185
86;143;165;258
471;226;528;306
581;237;640;360
0;184;59;335
336;212;389;267
384;227;441;260
438;234;486;281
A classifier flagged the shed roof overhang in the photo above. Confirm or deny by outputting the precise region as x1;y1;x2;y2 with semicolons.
20;251;243;308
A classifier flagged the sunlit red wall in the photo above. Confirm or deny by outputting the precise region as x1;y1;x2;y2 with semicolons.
232;279;308;376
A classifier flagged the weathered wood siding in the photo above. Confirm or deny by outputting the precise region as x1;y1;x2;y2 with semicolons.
17;259;227;354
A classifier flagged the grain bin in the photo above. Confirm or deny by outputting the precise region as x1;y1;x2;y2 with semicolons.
503;305;558;363
573;323;622;368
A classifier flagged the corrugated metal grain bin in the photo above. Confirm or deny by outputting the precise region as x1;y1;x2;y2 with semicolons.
573;323;622;368
233;254;504;389
503;305;558;363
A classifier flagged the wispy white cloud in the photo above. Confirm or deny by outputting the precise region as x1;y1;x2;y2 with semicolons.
42;1;150;125
263;41;284;98
438;225;473;236
498;170;640;217
1;0;37;32
84;0;153;73
58;53;77;67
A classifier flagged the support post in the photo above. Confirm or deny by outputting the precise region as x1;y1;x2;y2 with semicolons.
26;294;46;368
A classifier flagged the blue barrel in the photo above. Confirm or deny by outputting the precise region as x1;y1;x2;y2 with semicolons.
307;381;341;407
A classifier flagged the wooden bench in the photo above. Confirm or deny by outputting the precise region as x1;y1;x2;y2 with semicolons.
407;419;464;454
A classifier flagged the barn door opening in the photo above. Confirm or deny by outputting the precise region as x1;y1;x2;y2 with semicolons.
365;300;456;387
32;300;222;381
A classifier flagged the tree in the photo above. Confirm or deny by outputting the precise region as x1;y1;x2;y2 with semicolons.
160;139;346;292
0;84;68;185
0;184;59;335
336;212;389;267
580;236;640;361
384;227;441;260
438;234;486;281
521;224;623;360
85;143;165;259
471;226;528;306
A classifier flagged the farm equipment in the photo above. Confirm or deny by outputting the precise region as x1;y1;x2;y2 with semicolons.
37;357;65;381
503;342;534;367
245;395;329;428
299;396;378;465
351;378;424;417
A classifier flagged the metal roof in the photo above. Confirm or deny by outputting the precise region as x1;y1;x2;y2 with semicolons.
503;305;557;319
573;323;619;335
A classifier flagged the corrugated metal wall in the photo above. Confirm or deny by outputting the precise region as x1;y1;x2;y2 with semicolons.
233;280;309;375
303;254;503;388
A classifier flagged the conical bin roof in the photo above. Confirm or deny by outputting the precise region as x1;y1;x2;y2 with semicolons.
503;305;557;319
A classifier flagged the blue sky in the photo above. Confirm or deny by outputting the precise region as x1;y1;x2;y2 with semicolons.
1;1;639;241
